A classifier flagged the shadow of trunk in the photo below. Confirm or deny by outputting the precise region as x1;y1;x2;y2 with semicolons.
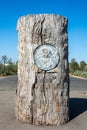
69;98;87;120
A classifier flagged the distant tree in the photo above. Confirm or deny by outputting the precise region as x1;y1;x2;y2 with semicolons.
69;58;79;73
84;65;87;72
79;61;86;71
1;55;8;72
8;58;12;64
1;55;8;64
16;60;18;65
0;55;18;76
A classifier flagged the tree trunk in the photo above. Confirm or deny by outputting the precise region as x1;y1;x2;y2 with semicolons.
15;14;69;126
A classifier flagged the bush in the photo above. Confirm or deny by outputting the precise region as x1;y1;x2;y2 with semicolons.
84;65;87;72
0;61;18;77
69;59;79;73
73;70;82;76
80;72;87;78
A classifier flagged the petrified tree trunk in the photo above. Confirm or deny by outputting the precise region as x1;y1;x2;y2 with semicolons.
15;14;69;125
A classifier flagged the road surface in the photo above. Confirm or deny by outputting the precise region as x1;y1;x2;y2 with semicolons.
0;75;87;92
70;76;87;91
0;76;18;91
0;76;87;130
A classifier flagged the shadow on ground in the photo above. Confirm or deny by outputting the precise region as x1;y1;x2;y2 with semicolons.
69;98;87;120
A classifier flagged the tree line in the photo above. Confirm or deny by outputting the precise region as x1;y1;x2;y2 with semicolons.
0;55;17;76
0;55;87;78
69;58;87;78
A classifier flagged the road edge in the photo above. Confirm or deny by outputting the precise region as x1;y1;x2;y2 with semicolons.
70;74;87;80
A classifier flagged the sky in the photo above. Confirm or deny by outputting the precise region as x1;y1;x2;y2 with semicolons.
0;0;87;63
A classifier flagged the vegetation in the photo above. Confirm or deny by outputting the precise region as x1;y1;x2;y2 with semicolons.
0;55;18;77
69;58;87;78
0;55;87;79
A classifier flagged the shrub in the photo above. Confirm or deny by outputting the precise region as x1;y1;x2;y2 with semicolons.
73;70;82;76
80;72;87;78
84;65;87;72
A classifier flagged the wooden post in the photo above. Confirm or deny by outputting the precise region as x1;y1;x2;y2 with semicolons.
15;14;69;125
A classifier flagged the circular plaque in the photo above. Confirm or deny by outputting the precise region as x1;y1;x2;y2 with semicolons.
34;44;59;71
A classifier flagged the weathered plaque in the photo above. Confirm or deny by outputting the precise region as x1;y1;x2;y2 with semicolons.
34;44;59;71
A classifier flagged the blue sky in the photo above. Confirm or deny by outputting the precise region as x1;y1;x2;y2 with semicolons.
0;0;87;62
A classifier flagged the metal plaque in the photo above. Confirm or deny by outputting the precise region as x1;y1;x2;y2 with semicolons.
34;44;59;71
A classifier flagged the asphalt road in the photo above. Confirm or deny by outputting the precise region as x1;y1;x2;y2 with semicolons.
0;76;87;130
0;76;18;91
70;76;87;91
0;75;87;92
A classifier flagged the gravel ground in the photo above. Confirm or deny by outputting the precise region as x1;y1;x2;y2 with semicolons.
0;76;87;130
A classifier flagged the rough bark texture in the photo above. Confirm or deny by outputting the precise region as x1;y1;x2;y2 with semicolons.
15;14;69;125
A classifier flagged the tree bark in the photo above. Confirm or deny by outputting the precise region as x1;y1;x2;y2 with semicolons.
15;14;69;125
